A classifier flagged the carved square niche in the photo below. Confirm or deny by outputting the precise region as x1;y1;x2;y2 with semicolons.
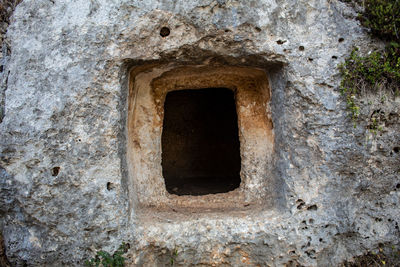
127;64;274;211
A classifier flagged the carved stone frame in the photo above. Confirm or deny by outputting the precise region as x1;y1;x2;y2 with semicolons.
127;63;274;211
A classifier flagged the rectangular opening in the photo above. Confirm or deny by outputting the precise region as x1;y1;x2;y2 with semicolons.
161;88;241;196
127;64;275;211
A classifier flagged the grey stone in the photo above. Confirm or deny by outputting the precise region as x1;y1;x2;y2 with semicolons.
0;0;399;266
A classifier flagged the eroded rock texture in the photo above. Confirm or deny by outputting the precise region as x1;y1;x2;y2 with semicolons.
0;0;399;266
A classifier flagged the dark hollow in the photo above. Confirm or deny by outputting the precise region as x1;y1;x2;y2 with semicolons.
161;88;241;196
160;27;170;37
51;166;60;177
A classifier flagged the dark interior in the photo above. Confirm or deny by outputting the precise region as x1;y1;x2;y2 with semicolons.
161;88;241;196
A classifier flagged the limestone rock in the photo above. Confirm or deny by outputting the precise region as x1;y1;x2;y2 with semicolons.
0;0;399;266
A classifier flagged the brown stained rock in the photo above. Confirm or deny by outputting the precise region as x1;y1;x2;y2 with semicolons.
0;233;10;267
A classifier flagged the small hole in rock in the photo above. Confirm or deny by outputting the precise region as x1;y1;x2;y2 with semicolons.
319;238;323;242
0;65;3;72
254;27;261;32
393;147;399;153
107;182;115;191
396;183;400;189
225;29;230;33
296;199;305;209
305;249;316;259
332;56;337;59
338;37;344;42
299;46;305;51
308;58;313;62
107;230;116;235
51;167;60;177
309;219;314;224
160;27;170;37
307;204;318;211
276;40;286;45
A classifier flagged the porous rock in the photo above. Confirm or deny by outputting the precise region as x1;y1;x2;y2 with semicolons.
0;0;399;266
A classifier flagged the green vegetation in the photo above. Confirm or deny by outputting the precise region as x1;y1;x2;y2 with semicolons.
341;245;400;267
169;248;178;266
339;0;400;123
359;0;400;41
339;47;399;121
84;243;129;267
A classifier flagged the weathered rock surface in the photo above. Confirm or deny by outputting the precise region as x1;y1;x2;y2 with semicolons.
0;0;399;266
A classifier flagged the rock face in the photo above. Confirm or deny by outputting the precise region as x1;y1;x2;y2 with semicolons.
0;0;399;266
